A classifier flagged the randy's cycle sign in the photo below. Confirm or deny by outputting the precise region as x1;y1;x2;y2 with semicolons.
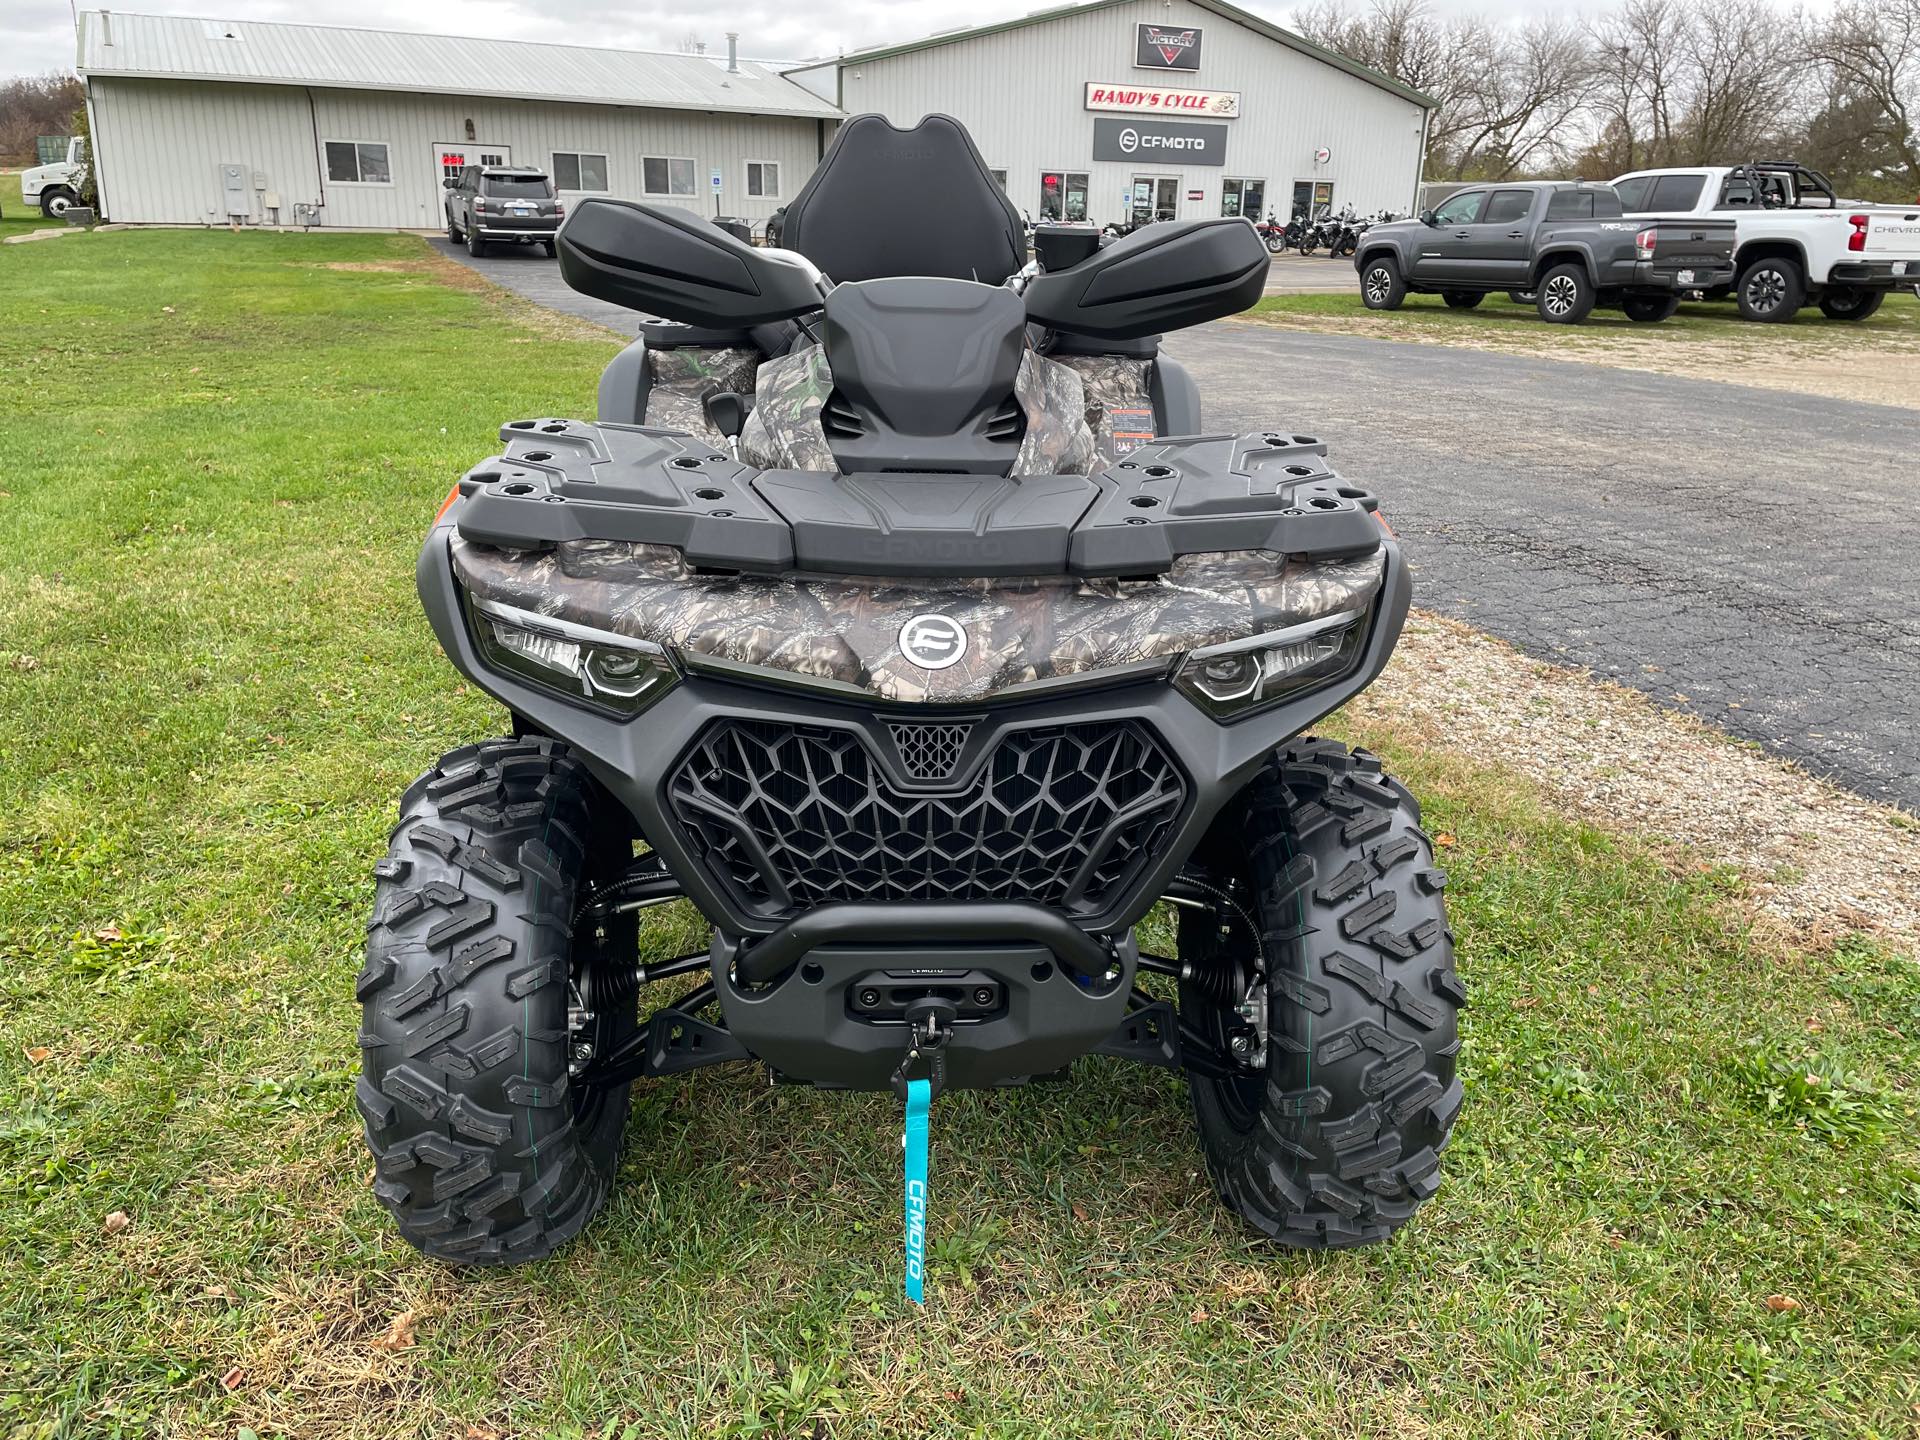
1136;23;1202;70
1092;117;1228;166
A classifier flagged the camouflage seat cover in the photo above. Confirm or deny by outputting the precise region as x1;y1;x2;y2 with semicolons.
738;343;1101;477
641;346;762;446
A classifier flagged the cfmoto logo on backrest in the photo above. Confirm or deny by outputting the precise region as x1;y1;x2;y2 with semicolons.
899;614;968;670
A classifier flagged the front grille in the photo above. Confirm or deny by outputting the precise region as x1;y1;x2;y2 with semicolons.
667;718;1186;918
888;721;973;781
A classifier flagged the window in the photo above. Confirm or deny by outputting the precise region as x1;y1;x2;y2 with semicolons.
482;174;553;200
1431;190;1485;226
1039;170;1089;222
1612;176;1654;212
640;155;694;197
553;152;610;192
324;140;390;185
1648;174;1706;211
1221;177;1266;219
1483;190;1532;224
1312;180;1335;212
744;160;780;199
1545;190;1596;220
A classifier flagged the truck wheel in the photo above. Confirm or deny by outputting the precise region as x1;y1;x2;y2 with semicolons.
1181;740;1463;1248
1506;290;1536;305
465;225;488;259
1360;257;1407;311
1622;294;1680;323
39;186;78;220
1737;257;1804;322
543;240;558;258
358;737;639;1265
1818;287;1884;322
1441;291;1484;310
446;211;464;243
1536;264;1595;324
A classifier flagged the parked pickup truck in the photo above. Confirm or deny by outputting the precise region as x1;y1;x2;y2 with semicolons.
1355;181;1736;324
1612;162;1920;322
444;165;563;258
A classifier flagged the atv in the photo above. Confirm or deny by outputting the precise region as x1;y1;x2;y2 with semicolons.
358;114;1463;1279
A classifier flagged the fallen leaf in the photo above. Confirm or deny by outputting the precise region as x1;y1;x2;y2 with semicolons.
464;1427;502;1440
1190;1306;1211;1323
161;305;176;314
1071;1203;1089;1223
101;1210;131;1236
1765;1294;1801;1313
1512;997;1538;1010
372;1308;421;1350
1435;832;1458;849
219;1365;244;1391
93;926;123;943
942;1388;964;1402
24;1045;51;1063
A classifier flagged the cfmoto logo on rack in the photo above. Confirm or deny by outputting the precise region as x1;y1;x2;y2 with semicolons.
899;614;968;670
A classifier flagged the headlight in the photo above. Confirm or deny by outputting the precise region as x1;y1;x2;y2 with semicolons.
468;596;677;714
1174;608;1370;720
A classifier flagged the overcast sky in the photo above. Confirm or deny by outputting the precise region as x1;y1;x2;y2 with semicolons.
2;0;1582;83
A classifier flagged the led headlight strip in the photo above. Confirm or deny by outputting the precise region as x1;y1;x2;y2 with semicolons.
1173;606;1372;720
468;596;678;714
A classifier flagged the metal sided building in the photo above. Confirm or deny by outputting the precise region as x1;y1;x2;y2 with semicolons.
74;10;840;229
786;0;1435;230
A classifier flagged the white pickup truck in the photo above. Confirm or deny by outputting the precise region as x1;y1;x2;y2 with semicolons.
20;136;88;220
1611;162;1920;322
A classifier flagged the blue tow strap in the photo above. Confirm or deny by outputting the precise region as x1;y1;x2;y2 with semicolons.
903;1076;931;1305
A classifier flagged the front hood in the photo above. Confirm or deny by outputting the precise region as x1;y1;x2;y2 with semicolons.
449;535;1386;703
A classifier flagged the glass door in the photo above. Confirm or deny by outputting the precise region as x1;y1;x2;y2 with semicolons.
1131;175;1179;226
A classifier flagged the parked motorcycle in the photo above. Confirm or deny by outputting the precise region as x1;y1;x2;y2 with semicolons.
1254;210;1290;254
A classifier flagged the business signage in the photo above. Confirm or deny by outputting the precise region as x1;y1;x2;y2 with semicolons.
1136;23;1202;70
1085;83;1240;118
1092;117;1228;167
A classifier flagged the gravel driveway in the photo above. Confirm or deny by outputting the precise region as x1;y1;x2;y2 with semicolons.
435;238;1920;810
1170;322;1920;810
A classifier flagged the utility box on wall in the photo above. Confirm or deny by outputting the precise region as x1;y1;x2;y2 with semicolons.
219;162;249;221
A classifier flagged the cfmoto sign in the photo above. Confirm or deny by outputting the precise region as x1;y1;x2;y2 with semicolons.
1092;117;1228;166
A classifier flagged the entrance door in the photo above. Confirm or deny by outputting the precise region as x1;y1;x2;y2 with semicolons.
1130;175;1179;226
432;142;510;205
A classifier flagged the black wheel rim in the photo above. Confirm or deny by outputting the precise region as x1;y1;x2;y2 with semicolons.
1746;268;1785;312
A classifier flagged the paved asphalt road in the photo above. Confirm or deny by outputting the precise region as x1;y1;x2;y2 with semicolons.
435;238;1920;810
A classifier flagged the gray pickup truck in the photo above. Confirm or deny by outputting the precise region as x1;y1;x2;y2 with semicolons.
1354;181;1737;324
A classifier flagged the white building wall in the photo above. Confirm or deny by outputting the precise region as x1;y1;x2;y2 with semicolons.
798;0;1428;226
89;76;825;228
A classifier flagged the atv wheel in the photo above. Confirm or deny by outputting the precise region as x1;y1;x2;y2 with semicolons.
1360;257;1406;311
1536;264;1595;324
1818;287;1884;322
1442;291;1484;310
1737;257;1804;322
358;737;638;1265
1181;740;1463;1247
1622;294;1680;323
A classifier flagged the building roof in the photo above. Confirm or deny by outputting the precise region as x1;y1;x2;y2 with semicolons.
789;0;1437;110
74;10;844;120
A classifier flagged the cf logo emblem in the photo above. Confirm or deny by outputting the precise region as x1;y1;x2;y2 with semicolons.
898;614;968;671
1119;126;1140;154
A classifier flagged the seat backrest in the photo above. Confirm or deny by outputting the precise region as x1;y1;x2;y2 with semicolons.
780;114;1026;284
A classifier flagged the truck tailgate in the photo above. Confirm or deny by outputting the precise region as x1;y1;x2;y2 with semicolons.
1862;208;1920;266
1650;217;1736;272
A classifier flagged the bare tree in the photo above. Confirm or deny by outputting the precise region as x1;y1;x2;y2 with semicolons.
0;72;85;168
1803;0;1920;184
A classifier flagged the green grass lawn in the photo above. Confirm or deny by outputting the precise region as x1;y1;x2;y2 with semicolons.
2;231;1917;1439
1252;287;1920;340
